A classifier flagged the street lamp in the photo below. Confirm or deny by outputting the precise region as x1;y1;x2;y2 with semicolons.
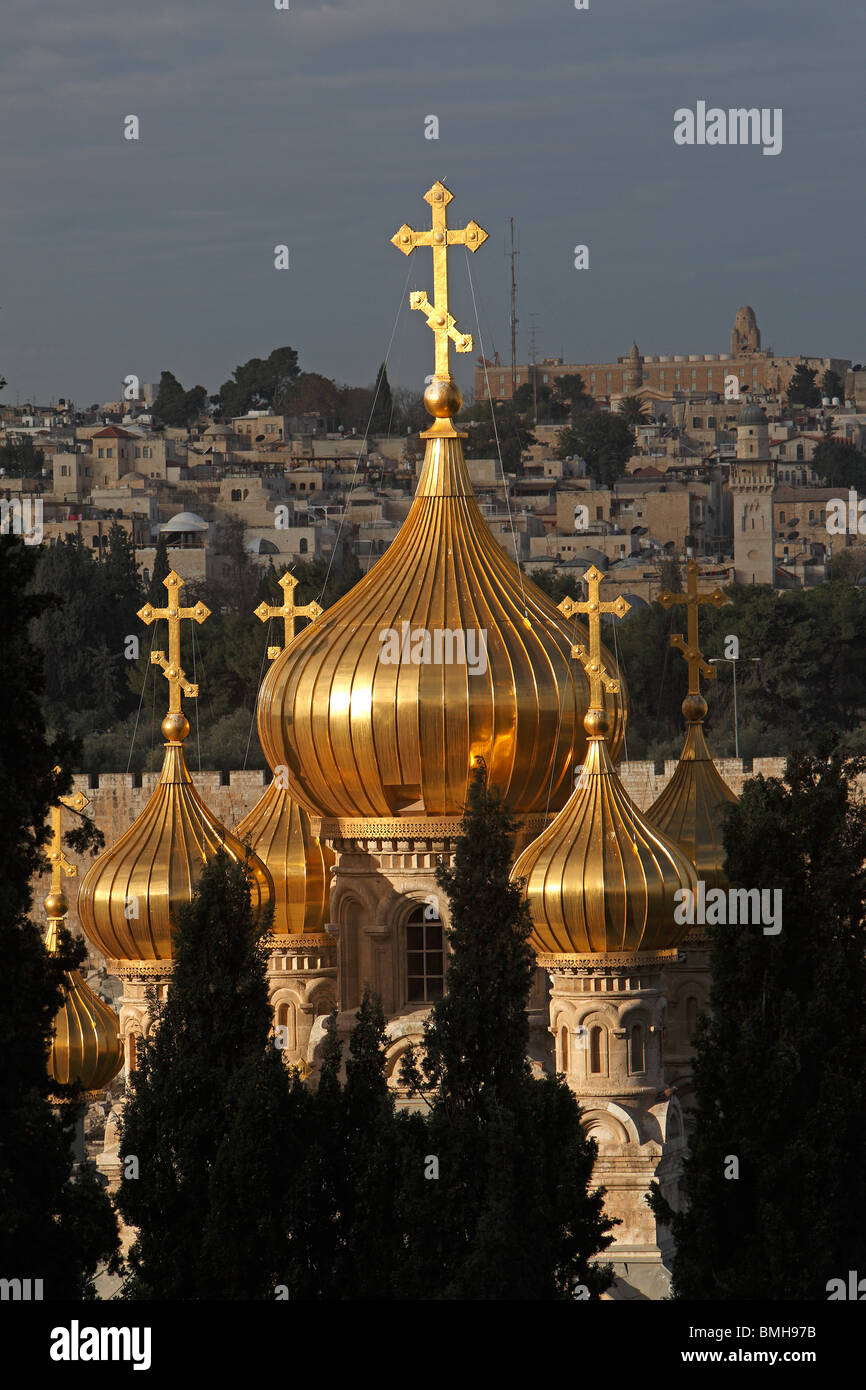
709;655;760;760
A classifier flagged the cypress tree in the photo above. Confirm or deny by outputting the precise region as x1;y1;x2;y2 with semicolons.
652;733;866;1298
0;534;118;1297
147;531;171;604
399;764;614;1299
117;851;286;1299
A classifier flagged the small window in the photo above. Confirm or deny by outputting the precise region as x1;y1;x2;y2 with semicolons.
589;1025;606;1074
97;448;104;458
128;1035;137;1071
630;1024;646;1073
779;511;785;523
560;1025;569;1072
686;997;698;1040
406;905;445;1003
231;489;242;502
299;537;308;554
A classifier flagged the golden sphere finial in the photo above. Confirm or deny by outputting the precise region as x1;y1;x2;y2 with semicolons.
583;707;611;739
682;692;708;723
162;711;190;744
44;889;69;920
424;377;463;418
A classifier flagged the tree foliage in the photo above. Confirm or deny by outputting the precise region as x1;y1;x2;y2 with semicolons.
556;412;636;485
652;735;866;1298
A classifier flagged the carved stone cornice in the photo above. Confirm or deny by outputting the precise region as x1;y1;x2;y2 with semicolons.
315;814;552;845
539;948;679;975
262;933;334;953
108;959;175;982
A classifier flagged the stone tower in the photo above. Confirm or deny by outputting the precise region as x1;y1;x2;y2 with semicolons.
729;401;775;585
731;305;761;356
623;342;644;394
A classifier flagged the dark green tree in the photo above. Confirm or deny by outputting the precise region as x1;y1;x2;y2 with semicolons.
821;368;845;401
785;365;820;409
552;373;595;414
218;347;300;419
0;437;45;478
811;437;866;492
619;395;651;428
117;852;283;1299
368;362;394;435
151;371;207;429
0;535;118;1297
147;531;171;604
459;401;535;473
399;765;614;1299
652;735;866;1298
556;412;635;485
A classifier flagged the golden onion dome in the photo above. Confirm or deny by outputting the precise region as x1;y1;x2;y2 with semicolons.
647;693;737;889
44;917;123;1093
511;569;697;960
256;429;627;818
235;778;334;936
78;714;273;964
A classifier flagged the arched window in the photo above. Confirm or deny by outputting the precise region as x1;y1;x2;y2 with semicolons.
299;537;308;554
630;1024;646;1073
127;1034;137;1071
406;904;445;1003
275;1001;297;1051
589;1025;606;1074
560;1025;569;1073
686;996;699;1040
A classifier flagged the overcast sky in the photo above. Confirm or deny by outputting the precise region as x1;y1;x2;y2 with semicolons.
2;0;863;406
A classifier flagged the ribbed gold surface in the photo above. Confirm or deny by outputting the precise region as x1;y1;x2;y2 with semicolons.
647;720;737;889
44;921;123;1092
235;777;334;936
511;735;698;956
78;743;273;961
258;432;627;818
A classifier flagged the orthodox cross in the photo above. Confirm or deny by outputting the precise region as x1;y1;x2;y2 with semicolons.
254;571;323;661
558;565;630;711
47;768;90;899
137;570;211;713
391;180;488;380
657;559;728;695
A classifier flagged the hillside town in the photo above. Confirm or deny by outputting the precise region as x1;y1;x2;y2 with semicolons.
3;306;865;605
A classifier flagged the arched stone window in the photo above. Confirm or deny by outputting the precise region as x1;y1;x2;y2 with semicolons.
127;1034;137;1072
275;1000;297;1052
589;1024;607;1074
406;903;445;1004
560;1025;569;1073
630;1023;646;1074
299;537;308;554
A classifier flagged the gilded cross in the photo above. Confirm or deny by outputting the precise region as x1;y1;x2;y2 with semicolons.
558;566;630;711
657;559;728;696
47;768;90;897
391;181;488;381
137;570;211;713
253;571;323;660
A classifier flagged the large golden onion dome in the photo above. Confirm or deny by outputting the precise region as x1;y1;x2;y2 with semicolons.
647;694;736;889
235;777;334;935
511;569;697;961
45;913;124;1093
257;429;627;818
78;573;273;964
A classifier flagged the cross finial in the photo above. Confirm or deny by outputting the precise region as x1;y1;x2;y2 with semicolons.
558;566;630;714
392;181;488;383
253;571;323;659
657;559;728;696
137;570;211;714
44;768;90;933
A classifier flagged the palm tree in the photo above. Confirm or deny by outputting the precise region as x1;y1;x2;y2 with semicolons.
619;395;651;428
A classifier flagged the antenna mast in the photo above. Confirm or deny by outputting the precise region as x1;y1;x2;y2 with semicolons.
507;217;518;397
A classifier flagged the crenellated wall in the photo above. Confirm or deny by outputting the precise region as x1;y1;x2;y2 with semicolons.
30;759;791;959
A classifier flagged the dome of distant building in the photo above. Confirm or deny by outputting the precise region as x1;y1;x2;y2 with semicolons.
738;401;767;426
161;511;208;532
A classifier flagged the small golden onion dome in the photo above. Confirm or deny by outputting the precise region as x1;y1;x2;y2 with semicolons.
511;707;698;959
78;731;273;963
257;430;628;818
44;919;123;1092
235;778;334;936
647;694;737;890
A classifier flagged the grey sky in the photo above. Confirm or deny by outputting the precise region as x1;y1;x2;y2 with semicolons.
2;0;863;406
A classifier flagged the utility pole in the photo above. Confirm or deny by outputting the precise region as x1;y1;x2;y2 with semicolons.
529;313;540;425
507;217;518;398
